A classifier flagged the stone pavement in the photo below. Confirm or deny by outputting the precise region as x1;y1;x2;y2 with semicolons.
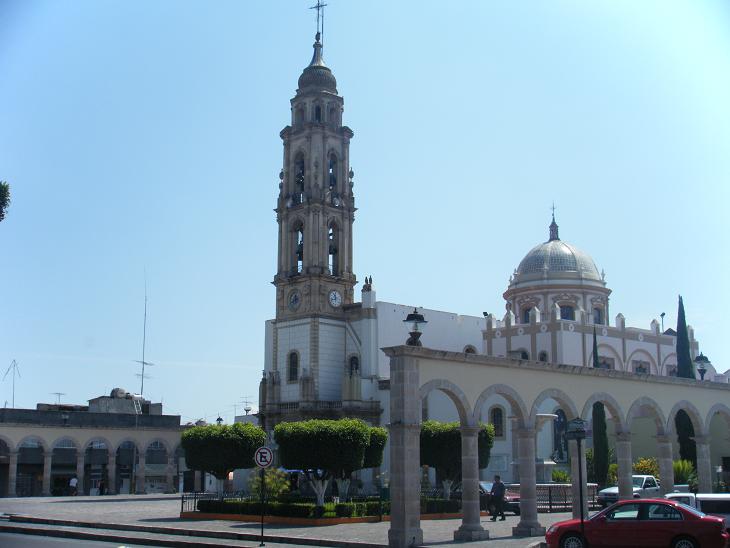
0;495;568;547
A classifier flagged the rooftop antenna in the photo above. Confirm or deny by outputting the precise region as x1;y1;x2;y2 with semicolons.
309;0;327;44
50;392;66;405
133;272;154;395
242;396;253;415
2;360;21;408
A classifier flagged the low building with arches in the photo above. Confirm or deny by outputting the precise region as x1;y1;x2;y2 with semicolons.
0;389;189;497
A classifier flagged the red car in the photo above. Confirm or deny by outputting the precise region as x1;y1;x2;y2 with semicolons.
545;498;729;548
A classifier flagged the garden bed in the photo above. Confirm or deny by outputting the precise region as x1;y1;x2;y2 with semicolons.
179;511;490;525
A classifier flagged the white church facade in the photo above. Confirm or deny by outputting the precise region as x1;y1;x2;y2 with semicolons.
258;32;728;488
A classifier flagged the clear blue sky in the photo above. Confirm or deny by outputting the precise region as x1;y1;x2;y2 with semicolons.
1;1;729;424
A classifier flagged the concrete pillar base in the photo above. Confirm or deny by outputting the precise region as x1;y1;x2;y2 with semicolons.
388;528;423;548
512;523;547;537
453;525;489;541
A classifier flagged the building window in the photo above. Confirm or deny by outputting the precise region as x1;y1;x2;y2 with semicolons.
633;360;649;375
560;305;575;321
463;345;477;354
288;352;299;382
538;351;548;362
667;366;678;377
314;105;322;122
489;407;505;438
348;355;359;376
597;357;614;370
522;308;531;324
593;307;603;325
295;105;305;126
328;106;338;126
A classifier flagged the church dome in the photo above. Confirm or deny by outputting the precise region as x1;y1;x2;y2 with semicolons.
297;33;337;94
517;241;601;281
511;215;603;285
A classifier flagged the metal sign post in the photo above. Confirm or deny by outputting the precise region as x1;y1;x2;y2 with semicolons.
254;446;273;547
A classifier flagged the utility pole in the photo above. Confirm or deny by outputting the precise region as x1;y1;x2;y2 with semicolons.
2;360;21;408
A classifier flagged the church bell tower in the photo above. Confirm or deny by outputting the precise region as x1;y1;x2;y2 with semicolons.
274;32;356;320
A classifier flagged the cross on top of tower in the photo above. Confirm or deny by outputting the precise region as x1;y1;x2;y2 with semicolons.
309;1;327;40
549;202;560;241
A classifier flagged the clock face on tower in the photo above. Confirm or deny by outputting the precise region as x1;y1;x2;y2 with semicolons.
288;290;301;311
328;290;342;308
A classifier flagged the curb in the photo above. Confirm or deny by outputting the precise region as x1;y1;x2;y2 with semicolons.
7;515;386;548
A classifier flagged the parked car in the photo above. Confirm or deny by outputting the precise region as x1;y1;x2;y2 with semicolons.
478;481;521;515
665;492;730;530
545;498;729;548
597;474;661;507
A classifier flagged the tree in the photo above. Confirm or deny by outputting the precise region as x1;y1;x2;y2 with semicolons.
420;420;495;500
248;467;290;500
675;410;697;468
181;422;266;493
676;295;695;379
633;457;659;478
0;181;10;222
592;402;609;487
274;418;387;506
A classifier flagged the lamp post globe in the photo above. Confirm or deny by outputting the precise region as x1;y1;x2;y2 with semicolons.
694;353;710;381
403;307;427;346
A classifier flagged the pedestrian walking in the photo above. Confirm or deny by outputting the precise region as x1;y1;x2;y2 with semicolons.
489;475;506;521
69;475;78;496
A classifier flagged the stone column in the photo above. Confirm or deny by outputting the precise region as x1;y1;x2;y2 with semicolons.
136;454;146;494
7;451;17;497
107;454;117;495
513;428;545;537
656;436;674;495
695;436;713;494
42;452;52;496
166;456;176;494
615;432;633;500
76;452;85;496
569;439;588;518
387;353;423;548
454;425;488;541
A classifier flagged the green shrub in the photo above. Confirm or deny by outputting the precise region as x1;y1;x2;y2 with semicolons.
552;469;570;483
420;498;460;514
607;463;618;486
673;460;695;484
335;503;354;517
633;457;659;478
197;499;315;517
248;468;290;500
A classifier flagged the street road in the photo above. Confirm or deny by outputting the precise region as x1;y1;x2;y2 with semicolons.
0;532;157;547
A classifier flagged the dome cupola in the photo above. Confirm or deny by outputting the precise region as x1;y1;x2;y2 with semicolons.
297;32;337;94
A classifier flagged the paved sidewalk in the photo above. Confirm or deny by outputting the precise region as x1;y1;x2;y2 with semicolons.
0;495;565;546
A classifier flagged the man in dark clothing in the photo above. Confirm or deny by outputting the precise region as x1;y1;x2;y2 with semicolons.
489;475;506;521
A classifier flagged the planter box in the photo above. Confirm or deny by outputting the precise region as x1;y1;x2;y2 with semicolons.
180;510;490;525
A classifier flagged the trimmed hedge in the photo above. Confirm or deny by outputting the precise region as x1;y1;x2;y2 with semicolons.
197;499;314;518
421;497;460;514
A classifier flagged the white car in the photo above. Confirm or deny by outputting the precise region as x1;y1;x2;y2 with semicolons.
665;492;730;530
597;474;661;507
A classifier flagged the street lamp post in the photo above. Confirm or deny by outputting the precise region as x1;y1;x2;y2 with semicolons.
403;308;427;346
566;418;587;540
694;353;710;381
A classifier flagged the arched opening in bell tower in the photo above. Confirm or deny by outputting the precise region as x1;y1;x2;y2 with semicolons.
294;153;305;204
328;222;339;276
291;221;304;275
328;153;338;191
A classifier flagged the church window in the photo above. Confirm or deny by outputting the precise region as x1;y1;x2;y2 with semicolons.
314;105;322;123
489;406;504;438
288;352;299;382
522;308;531;324
348;355;359;376
560;305;575;321
328;106;337;126
328;223;339;276
295;105;305;126
294;153;305;204
328;153;337;190
463;345;477;354
593;307;603;325
292;222;304;275
539;351;548;362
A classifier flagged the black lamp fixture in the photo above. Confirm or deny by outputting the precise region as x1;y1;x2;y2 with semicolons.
216;416;223;426
694;353;710;381
566;418;587;538
403;307;427;346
